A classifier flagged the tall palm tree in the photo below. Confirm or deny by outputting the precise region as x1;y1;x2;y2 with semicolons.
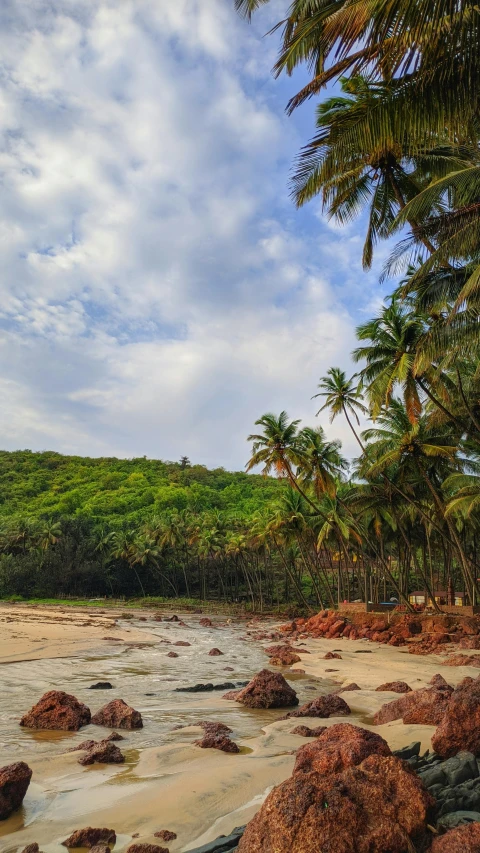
296;425;347;499
313;367;368;451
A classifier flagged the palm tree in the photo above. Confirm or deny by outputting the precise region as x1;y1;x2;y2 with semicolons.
313;367;368;451
296;425;347;499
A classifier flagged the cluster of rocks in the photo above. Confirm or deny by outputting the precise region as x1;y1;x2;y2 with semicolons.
280;608;480;656
175;681;248;693
20;692;143;732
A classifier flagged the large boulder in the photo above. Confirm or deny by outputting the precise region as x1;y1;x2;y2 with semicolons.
373;686;451;726
237;755;434;853
293;724;391;776
62;828;116;848
429;822;480;852
227;669;298;709
0;762;32;820
285;693;350;719
432;679;480;758
20;691;91;731
91;699;142;730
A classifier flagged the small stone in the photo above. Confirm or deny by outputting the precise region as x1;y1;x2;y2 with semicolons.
88;683;113;690
375;681;412;693
208;648;224;656
167;652;179;658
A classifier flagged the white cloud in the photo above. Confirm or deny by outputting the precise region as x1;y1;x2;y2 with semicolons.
0;0;381;468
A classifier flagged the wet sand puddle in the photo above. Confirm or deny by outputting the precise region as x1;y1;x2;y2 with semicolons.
0;615;327;852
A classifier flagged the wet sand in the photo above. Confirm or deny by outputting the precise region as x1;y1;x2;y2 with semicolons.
0;604;477;852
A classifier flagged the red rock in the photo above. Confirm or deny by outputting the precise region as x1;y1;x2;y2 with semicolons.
62;828;116;848
459;636;480;649
174;641;191;647
333;683;361;693
199;618;213;627
293;724;391;776
208;648;224;656
0;762;32;820
20;691;91;732
230;669;298;709
429;674;452;689
429;822;480;852
165;615;179;622
291;725;327;737
21;846;41;853
432;678;480;757
373;687;451;726
126;846;169;853
167;651;178;658
285;693;350;719
375;682;412;693
194;733;240;753
91;699;143;730
78;741;125;766
265;645;301;665
237;755;434;853
154;830;177;842
442;654;480;666
198;720;232;735
67;739;96;753
323;652;342;660
222;689;241;700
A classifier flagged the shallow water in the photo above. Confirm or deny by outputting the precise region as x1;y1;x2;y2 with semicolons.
0;614;328;851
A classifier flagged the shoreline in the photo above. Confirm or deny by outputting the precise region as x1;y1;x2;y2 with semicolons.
0;604;479;852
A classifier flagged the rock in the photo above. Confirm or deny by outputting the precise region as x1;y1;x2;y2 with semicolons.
166;615;180;622
187;826;246;852
175;682;242;693
222;689;241;701
333;683;361;693
443;654;480;667
229;669;298;709
126;846;169;853
21;845;42;853
88;683;113;690
194;734;240;753
167;651;179;658
198;721;233;735
62;828;116;848
67;739;97;753
291;725;327;737
430;674;452;689
91;699;143;730
375;681;412;693
208;648;224;656
285;693;350;719
174;641;191;647
199;618;213;627
20;691;91;731
432;679;480;757
90;847;111;853
0;761;32;820
459;637;480;650
293;724;391;776
224;667;234;672
237;754;434;853
430;822;480;851
323;652;342;660
154;830;177;842
392;742;421;761
78;741;125;766
268;647;301;666
373;686;451;726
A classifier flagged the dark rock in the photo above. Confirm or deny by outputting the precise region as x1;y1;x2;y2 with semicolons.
126;846;169;853
430;674;452;689
393;742;421;761
237;755;434;853
91;699;143;730
62;828;116;848
20;691;91;731
441;752;479;787
437;811;480;829
199;618;213;627
174;641;191;647
284;693;350;719
165;615;180;622
175;682;242;693
323;652;342;660
333;683;361;694
208;648;224;656
167;651;179;658
291;725;327;737
154;830;177;842
194;734;240;753
186;826;245;853
0;761;32;820
88;683;113;690
78;741;125;766
228;669;298;709
21;845;42;853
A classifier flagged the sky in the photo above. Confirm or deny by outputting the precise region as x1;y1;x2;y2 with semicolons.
0;0;391;470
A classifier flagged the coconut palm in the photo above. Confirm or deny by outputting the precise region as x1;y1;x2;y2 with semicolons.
313;367;368;451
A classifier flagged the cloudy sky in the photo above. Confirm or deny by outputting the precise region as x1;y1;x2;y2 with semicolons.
0;0;391;469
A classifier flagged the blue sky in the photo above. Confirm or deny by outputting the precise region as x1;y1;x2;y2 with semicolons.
0;0;391;469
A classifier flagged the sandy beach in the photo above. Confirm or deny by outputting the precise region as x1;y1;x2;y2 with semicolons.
0;604;477;852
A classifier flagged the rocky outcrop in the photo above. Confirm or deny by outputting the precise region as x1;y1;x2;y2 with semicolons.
237;754;434;853
374;686;452;726
91;699;143;730
291;725;327;737
226;669;298;709
284;693;350;719
429;822;480;852
126;846;169;853
0;762;32;820
293;724;391;776
194;733;240;753
20;691;91;731
432;679;480;757
61;828;116;848
78;741;125;766
375;681;412;693
154;830;177;842
208;648;224;656
443;654;480;667
459;637;480;650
